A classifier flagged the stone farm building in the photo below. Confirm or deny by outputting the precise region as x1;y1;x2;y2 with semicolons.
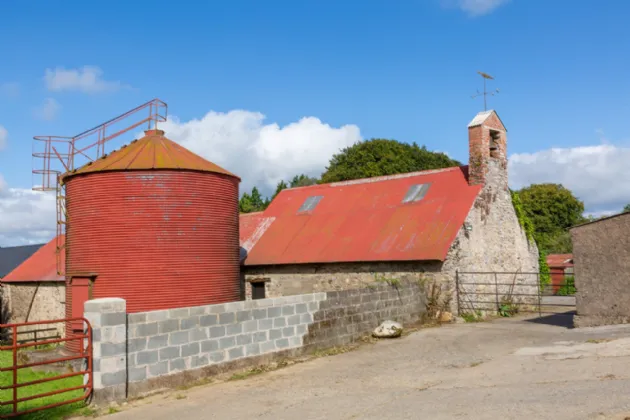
0;242;45;325
0;237;65;337
2;110;539;331
240;110;540;311
571;212;630;327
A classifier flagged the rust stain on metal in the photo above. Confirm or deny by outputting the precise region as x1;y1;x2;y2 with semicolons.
241;166;481;265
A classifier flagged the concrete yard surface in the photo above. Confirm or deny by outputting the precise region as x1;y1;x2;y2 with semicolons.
108;314;630;420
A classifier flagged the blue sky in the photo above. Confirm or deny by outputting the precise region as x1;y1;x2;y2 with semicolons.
1;0;630;245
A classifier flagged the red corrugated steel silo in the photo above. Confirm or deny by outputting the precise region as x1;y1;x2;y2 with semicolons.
62;129;240;351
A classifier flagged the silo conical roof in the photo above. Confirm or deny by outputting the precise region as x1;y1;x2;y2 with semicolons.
62;129;238;182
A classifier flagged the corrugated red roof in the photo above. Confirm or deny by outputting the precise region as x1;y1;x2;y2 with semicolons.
2;236;64;282
546;253;573;268
239;212;275;252
241;166;481;266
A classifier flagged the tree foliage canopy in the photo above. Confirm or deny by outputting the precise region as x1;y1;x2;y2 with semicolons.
516;183;585;254
239;174;321;213
320;139;461;183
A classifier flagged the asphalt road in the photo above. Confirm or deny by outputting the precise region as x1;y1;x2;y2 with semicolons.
107;314;630;420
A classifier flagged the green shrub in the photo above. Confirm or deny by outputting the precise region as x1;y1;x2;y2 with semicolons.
556;275;576;296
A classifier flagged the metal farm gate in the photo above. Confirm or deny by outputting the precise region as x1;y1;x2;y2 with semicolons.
0;317;92;418
456;271;577;319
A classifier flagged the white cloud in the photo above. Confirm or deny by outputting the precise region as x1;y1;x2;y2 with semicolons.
509;144;630;214
0;109;359;246
0;125;7;151
442;0;510;16
158;110;362;195
0;175;56;246
0;82;20;98
44;66;126;94
35;98;62;121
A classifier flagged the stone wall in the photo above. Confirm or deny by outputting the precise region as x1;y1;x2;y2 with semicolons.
444;159;540;313
571;213;630;327
85;280;425;402
244;261;443;300
4;282;66;341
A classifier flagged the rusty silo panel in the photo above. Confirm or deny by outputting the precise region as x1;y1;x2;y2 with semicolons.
65;170;240;314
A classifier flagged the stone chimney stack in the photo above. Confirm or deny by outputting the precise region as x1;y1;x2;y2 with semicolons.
467;110;507;186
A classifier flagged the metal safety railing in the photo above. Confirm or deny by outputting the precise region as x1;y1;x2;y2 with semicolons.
0;318;92;418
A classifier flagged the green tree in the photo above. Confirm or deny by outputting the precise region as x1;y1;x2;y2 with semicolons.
623;204;630;213
239;186;268;213
320;139;460;183
272;180;288;200
250;187;265;210
517;183;585;254
239;192;254;213
290;174;319;188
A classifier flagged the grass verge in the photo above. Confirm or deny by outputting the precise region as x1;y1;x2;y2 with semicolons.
0;350;87;420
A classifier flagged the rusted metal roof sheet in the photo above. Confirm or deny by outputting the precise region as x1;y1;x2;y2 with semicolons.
546;253;574;268
62;129;238;182
242;166;481;266
2;236;64;282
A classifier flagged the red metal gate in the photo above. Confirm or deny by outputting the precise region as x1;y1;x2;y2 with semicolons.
0;317;92;418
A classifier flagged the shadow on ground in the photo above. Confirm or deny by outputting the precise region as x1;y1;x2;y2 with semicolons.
525;311;576;329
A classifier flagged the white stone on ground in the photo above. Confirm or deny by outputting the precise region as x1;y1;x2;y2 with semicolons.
373;321;403;338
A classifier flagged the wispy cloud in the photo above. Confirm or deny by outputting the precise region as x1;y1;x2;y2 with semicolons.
0;125;7;151
34;98;62;121
0;82;20;98
44;66;128;94
442;0;510;17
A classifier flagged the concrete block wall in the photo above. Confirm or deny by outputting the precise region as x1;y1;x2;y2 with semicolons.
125;294;326;386
85;280;426;402
303;280;425;350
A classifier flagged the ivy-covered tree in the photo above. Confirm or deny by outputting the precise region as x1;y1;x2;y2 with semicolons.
320;139;460;183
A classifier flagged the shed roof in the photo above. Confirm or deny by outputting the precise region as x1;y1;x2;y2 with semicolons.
240;166;481;266
62;129;238;182
1;236;64;282
0;243;44;278
569;211;630;230
546;253;573;268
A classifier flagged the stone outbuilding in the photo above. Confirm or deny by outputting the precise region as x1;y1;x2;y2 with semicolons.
571;212;630;327
240;111;540;311
0;236;66;339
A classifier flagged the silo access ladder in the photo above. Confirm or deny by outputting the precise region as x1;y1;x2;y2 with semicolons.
32;99;168;275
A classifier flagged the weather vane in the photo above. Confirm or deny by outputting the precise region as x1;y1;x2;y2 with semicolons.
471;71;499;111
